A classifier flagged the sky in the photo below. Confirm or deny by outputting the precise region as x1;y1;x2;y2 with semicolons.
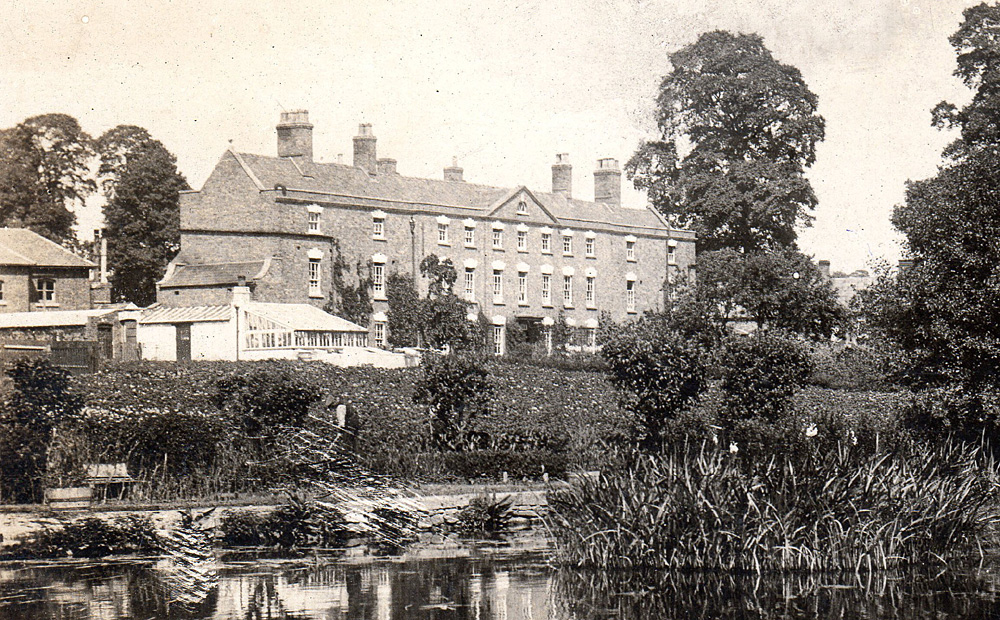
0;0;981;272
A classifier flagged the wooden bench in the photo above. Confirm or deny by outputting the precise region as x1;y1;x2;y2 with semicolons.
84;463;134;501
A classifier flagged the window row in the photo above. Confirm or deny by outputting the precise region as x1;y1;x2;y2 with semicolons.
460;266;637;313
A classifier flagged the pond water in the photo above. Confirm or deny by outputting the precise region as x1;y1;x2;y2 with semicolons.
2;549;1000;619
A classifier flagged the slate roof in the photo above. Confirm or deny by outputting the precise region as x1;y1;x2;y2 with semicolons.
159;260;269;288
229;152;676;235
0;228;95;268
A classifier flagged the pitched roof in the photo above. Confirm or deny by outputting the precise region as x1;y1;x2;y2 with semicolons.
139;305;232;324
0;308;119;329
229;152;678;236
247;302;368;332
0;228;95;268
159;260;269;287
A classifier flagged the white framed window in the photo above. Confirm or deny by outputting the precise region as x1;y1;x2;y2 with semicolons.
308;259;322;297
517;230;527;252
0;280;5;302
586;237;595;257
626;240;636;262
563;275;573;307
541;232;552;254
372;263;385;298
307;204;323;234
586;327;597;348
668;240;677;265
492;269;503;303
373;321;386;348
464;268;475;302
492;229;503;249
438;222;449;245
37;279;55;303
626;279;636;313
517;200;528;215
541;274;552;305
465;225;475;247
373;217;385;240
586;275;596;307
518;271;528;305
563;235;573;255
493;324;505;356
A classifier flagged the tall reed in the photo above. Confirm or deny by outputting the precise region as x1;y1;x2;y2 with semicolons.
547;439;1000;572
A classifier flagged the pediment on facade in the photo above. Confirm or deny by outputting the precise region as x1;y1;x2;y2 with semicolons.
486;186;560;225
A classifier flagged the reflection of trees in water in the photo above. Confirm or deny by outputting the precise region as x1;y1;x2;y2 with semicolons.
552;569;1000;620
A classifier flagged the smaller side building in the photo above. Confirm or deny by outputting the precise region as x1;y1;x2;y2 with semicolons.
0;228;97;313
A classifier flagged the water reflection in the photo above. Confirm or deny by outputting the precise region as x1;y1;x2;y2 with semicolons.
2;554;1000;619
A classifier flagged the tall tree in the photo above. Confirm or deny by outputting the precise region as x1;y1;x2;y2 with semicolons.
626;31;825;254
861;3;1000;433
97;125;189;305
0;114;95;243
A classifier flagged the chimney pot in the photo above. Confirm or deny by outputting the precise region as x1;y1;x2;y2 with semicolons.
444;156;464;182
276;109;314;161
593;158;621;206
817;260;831;280
353;123;378;175
552;153;572;198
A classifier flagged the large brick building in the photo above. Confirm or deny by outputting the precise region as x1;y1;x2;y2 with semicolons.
160;111;696;353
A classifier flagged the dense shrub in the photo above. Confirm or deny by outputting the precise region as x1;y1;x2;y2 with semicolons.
219;495;348;549
549;440;1000;572
718;333;814;425
55;360;628;495
0;359;83;503
413;353;494;449
212;367;317;437
0;515;158;560
455;494;514;537
601;317;709;451
808;343;892;391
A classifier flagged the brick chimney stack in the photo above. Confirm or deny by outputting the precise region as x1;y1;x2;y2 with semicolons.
818;259;831;280
593;158;621;206
377;158;397;175
276;110;313;161
552;153;572;198
353;123;378;175
444;156;464;182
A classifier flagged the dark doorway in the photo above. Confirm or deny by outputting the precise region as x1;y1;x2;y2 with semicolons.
516;317;543;344
97;324;113;361
175;323;192;361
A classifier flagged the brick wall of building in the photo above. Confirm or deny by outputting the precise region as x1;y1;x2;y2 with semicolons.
0;267;93;313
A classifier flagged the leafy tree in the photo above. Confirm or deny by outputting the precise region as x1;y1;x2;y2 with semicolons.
413;353;494;449
212;367;316;439
675;249;846;342
862;4;1000;433
0;114;95;243
386;256;475;350
326;250;372;327
0;359;83;503
626;31;825;254
97;125;189;306
601;316;709;451
717;333;814;424
419;254;457;297
387;273;421;347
